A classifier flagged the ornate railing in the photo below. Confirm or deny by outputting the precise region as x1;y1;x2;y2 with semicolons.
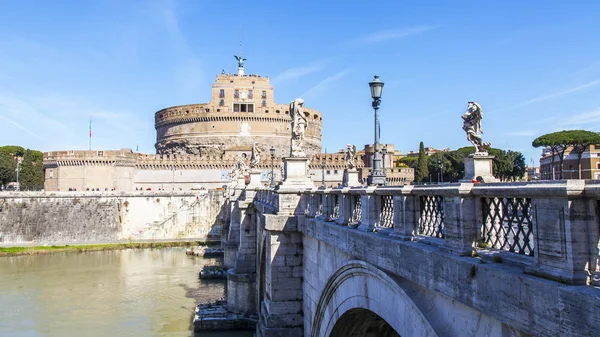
418;195;445;238
324;194;340;222
482;197;533;256
286;181;600;285
379;194;394;228
255;187;277;212
350;193;362;225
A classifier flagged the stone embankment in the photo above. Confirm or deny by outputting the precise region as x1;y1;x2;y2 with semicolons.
0;190;227;245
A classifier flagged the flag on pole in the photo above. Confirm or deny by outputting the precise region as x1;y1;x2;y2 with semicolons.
89;117;92;150
136;144;139;152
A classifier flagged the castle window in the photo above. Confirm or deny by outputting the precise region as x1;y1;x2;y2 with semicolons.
49;170;53;178
276;110;280;114
285;111;289;114
248;90;253;99
216;109;220;112
97;151;104;156
262;100;267;107
234;89;239;98
205;108;210;112
219;89;224;98
262;90;267;98
326;170;331;174
233;103;254;113
219;99;224;106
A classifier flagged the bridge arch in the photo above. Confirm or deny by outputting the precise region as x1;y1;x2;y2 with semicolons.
310;260;438;337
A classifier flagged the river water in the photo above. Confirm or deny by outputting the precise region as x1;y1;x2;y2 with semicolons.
0;248;253;337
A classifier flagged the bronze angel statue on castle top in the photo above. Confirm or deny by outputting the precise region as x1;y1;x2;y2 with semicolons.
462;102;491;155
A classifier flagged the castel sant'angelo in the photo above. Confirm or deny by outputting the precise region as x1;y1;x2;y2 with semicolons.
43;58;413;191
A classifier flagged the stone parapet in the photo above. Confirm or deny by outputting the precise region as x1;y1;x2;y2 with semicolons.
299;180;600;285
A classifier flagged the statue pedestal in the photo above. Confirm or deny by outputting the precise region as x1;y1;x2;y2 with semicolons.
247;169;263;187
279;157;313;189
343;169;361;187
461;155;498;183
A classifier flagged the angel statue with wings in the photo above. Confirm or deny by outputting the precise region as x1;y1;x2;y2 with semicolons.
345;144;357;169
234;55;246;68
461;102;490;155
290;98;307;157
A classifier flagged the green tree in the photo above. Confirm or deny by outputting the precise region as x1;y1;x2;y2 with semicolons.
415;142;429;182
0;151;16;186
532;131;571;179
397;156;418;168
0;146;44;190
425;146;526;182
18;149;44;190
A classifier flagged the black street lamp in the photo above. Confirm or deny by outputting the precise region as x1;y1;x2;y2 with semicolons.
367;75;386;186
320;159;326;188
269;147;275;187
438;160;444;183
382;145;388;186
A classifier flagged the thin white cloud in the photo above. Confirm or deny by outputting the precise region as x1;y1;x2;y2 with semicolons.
496;80;600;112
356;26;435;44
0;114;42;139
520;80;600;105
273;64;324;83
300;70;350;99
558;108;600;128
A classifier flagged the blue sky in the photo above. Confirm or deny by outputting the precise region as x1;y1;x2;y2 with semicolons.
1;1;599;165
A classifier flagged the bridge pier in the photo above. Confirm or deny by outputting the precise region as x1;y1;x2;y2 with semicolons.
256;189;306;337
225;181;257;314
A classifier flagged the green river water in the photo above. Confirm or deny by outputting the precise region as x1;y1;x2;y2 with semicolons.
0;247;253;337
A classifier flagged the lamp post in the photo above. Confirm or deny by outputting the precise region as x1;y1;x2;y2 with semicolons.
438;160;444;183
270;147;275;187
320;159;326;188
367;75;386;186
382;145;388;186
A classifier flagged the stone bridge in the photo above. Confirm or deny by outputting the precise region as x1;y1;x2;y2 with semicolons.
223;174;600;337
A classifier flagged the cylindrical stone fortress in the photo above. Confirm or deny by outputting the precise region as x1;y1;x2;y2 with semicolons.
154;72;322;158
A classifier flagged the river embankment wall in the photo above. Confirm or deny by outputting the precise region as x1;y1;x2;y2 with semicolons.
0;190;227;245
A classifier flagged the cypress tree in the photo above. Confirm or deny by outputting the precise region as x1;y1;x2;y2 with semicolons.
415;142;429;182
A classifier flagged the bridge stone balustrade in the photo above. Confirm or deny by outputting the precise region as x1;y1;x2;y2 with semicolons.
222;180;600;337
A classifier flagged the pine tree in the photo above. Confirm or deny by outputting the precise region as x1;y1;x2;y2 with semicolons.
415;142;429;182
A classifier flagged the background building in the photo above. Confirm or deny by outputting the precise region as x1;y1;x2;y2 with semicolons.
154;63;322;158
539;144;600;180
43;61;414;191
